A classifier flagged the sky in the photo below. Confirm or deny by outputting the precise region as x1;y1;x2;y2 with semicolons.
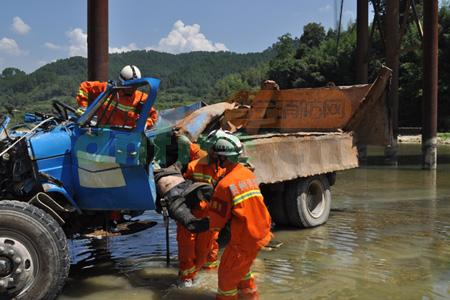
0;0;361;74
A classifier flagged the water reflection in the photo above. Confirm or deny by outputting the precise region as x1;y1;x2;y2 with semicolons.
59;144;450;300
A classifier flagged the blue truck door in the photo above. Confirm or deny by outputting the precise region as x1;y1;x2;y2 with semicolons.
71;77;160;211
71;127;156;210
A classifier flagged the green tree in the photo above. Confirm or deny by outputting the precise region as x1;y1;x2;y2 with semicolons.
267;34;298;88
1;68;25;78
296;22;326;58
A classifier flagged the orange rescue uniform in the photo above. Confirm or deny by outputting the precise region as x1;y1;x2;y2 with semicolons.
209;163;272;300
176;155;223;280
189;143;207;162
76;81;158;128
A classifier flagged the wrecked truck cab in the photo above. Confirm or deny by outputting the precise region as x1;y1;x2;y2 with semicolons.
0;77;160;299
31;77;160;211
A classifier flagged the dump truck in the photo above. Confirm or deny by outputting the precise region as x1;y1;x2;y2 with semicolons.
157;66;393;227
0;67;392;299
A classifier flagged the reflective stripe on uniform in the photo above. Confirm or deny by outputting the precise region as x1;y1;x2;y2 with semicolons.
242;271;253;281
203;260;218;268
180;266;196;276
78;89;88;97
115;102;137;113
192;173;217;185
217;288;238;296
232;189;262;206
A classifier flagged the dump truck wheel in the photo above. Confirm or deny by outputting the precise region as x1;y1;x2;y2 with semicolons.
261;183;289;226
285;176;331;228
0;200;69;300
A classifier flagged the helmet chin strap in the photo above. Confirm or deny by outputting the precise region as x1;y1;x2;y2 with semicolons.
217;155;239;169
130;65;137;79
208;153;222;170
217;156;227;168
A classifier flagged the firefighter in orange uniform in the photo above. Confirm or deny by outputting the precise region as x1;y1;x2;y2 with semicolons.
175;131;224;287
208;132;271;300
76;65;158;129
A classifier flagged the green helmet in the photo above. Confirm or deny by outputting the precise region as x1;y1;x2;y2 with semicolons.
212;133;243;157
202;129;231;152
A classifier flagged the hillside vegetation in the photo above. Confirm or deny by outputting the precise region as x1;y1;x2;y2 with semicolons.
0;50;273;121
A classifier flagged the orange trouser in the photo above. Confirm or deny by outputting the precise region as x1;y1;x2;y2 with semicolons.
216;244;260;300
204;231;219;269
177;223;215;280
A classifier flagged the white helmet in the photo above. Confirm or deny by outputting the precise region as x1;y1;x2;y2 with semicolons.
119;65;141;83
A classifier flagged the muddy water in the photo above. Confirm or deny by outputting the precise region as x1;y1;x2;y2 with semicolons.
58;144;450;300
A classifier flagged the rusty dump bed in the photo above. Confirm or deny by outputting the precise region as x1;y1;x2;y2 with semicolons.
220;67;393;146
240;132;358;184
174;67;392;184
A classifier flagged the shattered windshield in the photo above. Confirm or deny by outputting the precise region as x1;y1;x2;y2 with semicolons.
81;85;150;131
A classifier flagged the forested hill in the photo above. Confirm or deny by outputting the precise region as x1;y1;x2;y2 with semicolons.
0;49;274;118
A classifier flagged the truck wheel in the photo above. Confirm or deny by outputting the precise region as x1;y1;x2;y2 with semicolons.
0;200;69;300
261;183;289;226
285;176;331;228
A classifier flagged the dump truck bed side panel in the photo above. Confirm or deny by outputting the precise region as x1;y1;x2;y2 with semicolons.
242;132;358;184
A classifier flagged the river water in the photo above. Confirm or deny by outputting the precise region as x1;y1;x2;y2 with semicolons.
58;144;450;300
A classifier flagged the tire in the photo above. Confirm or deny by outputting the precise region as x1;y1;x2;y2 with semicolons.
285;176;331;228
261;183;289;226
0;200;69;300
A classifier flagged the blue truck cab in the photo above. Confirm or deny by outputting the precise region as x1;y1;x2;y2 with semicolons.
29;77;160;211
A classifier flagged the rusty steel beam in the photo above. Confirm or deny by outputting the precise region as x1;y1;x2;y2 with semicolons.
356;0;369;84
355;0;369;165
384;0;400;164
422;0;439;170
87;0;109;81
